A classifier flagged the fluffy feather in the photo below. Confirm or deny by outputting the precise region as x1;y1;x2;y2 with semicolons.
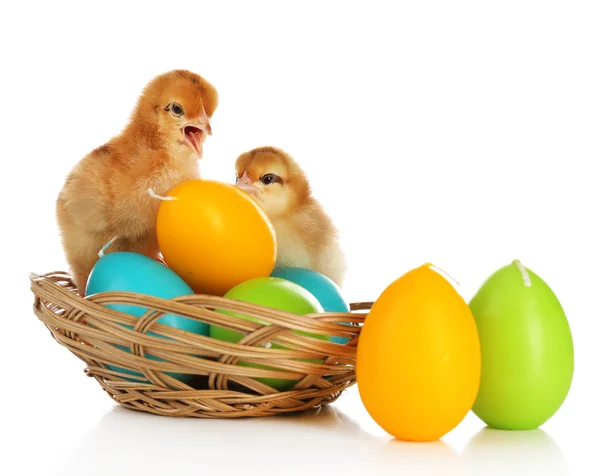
234;146;347;286
56;69;218;294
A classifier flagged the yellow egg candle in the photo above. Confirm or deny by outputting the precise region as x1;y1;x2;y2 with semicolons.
357;263;481;442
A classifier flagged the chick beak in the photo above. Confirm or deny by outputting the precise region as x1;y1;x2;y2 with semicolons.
182;111;212;158
235;171;260;196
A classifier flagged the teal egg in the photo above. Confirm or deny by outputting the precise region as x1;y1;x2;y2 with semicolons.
86;251;208;382
270;267;352;344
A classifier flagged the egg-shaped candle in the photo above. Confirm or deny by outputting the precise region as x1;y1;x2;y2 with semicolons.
469;259;574;430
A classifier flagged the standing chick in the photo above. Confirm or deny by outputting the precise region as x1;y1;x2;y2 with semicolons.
235;146;347;286
56;69;218;295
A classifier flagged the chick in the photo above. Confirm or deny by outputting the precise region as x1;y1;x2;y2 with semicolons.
235;146;347;286
56;69;218;295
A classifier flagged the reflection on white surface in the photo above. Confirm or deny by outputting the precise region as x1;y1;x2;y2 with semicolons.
357;438;465;476
57;404;374;476
461;427;569;476
52;403;570;476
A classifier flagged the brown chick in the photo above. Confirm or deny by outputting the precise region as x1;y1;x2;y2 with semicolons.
234;146;347;286
56;69;218;295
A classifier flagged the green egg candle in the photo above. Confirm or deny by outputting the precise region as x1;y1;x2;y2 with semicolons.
468;259;574;430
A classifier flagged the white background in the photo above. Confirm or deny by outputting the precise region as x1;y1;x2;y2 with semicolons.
2;1;599;475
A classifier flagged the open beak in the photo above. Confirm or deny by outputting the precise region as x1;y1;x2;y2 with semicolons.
235;171;261;196
181;111;212;158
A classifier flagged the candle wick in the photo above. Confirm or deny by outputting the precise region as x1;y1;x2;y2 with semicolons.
427;263;460;289
513;259;532;287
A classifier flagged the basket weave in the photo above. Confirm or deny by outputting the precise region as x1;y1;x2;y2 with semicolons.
30;271;369;418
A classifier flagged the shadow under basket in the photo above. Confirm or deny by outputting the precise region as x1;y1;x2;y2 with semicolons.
30;271;370;418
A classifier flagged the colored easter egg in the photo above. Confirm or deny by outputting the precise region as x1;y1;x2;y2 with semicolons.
271;267;352;344
86;251;209;382
210;277;327;391
468;259;574;430
357;263;481;442
156;179;277;296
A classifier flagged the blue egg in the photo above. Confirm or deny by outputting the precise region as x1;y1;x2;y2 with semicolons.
270;267;352;344
86;251;208;382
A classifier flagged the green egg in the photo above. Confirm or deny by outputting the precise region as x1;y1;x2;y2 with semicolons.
210;277;328;391
469;260;574;430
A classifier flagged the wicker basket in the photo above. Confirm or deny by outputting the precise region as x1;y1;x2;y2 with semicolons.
30;271;369;418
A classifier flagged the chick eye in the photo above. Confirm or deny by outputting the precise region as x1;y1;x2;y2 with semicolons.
166;103;185;117
260;174;279;185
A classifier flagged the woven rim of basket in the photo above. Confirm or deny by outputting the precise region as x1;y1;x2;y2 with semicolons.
30;271;371;417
